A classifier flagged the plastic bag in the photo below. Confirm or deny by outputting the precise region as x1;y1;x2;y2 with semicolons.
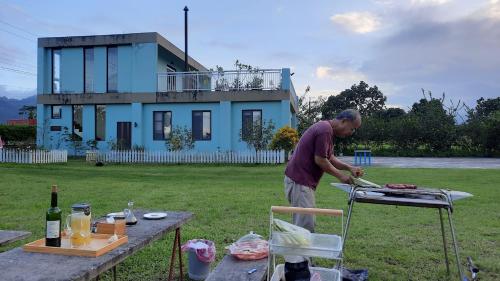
228;232;269;260
181;239;216;263
273;219;312;246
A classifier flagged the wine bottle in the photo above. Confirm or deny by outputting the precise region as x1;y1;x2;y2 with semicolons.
45;185;62;247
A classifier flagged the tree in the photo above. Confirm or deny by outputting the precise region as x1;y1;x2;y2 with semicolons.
239;119;276;150
321;81;386;119
270;126;299;152
408;92;456;151
165;126;195;151
467;97;500;120
297;86;325;135
19;105;37;119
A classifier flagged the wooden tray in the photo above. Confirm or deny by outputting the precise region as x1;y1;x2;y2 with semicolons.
23;234;128;257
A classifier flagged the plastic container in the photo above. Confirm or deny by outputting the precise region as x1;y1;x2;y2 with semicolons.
270;264;341;281
187;250;211;280
270;232;342;259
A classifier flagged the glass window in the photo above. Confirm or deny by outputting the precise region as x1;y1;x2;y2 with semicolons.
242;110;262;141
72;105;83;141
84;48;94;93
52;49;61;94
51;105;61;119
153;111;172;140
107;46;118;93
192;111;211;141
95;105;106;141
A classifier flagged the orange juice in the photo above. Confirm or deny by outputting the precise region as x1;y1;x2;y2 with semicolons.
69;212;91;246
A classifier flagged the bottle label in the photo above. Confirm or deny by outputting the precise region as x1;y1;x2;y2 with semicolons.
46;221;60;238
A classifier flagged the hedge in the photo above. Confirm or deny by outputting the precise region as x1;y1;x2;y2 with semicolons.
0;125;36;142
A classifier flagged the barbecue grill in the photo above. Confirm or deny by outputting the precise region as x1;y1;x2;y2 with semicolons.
332;182;473;280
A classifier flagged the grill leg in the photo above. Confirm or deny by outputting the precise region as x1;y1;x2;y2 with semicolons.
439;208;450;276
112;265;117;281
343;200;355;248
447;208;464;280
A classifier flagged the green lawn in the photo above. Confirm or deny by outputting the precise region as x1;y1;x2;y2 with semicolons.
0;160;499;281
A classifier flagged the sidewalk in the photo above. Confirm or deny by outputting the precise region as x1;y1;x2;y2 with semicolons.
339;156;500;169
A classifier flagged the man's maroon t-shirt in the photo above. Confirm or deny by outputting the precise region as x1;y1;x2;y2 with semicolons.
285;120;334;189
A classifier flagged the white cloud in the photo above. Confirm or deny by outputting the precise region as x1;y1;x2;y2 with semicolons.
316;66;366;82
411;0;451;6
330;12;381;34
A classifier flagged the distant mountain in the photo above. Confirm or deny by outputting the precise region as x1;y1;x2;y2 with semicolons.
0;95;37;124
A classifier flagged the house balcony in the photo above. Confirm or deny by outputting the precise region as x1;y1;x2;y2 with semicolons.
157;68;298;112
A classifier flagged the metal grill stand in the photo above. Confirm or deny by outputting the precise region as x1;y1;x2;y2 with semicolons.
340;186;464;280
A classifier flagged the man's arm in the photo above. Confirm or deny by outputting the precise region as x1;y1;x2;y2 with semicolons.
329;155;364;177
315;156;353;184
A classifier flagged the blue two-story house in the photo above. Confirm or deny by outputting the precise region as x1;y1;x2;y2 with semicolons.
36;32;298;153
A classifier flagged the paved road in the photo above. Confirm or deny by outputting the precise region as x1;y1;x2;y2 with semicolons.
338;156;500;169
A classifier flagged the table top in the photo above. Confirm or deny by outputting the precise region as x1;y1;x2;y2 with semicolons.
0;210;193;281
0;230;31;247
353;193;451;208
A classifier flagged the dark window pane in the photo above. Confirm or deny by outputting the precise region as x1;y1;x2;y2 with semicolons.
192;111;210;141
107;47;118;93
84;48;94;93
73;105;83;141
50;126;61;131
51;105;61;119
52;49;61;94
242;110;262;141
95;105;106;141
153;111;172;140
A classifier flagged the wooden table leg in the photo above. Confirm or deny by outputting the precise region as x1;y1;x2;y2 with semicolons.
113;265;117;281
168;227;183;281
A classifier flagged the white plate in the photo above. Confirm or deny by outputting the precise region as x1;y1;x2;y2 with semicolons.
143;212;168;220
107;212;125;219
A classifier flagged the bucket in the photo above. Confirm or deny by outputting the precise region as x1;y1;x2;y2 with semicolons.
187;249;211;280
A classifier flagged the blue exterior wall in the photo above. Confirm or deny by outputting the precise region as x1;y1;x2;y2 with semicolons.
230;101;288;151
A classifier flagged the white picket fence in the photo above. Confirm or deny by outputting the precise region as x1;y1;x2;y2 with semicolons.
86;150;286;164
0;149;68;164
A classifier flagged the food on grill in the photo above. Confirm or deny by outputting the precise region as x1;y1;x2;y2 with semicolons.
351;177;381;188
385;183;417;189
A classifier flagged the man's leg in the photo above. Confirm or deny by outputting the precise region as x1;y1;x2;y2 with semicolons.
284;176;316;232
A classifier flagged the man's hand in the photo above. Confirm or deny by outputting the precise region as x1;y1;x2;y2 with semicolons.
339;174;354;184
349;166;364;178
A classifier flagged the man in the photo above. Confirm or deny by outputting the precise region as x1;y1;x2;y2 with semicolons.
284;109;364;233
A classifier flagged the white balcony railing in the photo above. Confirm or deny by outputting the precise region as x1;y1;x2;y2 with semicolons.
157;69;282;92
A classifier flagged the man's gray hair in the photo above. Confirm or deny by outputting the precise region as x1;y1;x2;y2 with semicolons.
335;109;361;122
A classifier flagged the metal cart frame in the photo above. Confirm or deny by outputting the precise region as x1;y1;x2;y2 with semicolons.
268;206;344;281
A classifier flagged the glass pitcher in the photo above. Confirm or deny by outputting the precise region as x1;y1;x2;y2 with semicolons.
66;203;92;246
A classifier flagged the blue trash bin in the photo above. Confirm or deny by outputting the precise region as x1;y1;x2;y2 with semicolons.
187;249;211;280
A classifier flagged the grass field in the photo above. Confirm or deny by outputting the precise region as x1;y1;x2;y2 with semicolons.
0;160;499;280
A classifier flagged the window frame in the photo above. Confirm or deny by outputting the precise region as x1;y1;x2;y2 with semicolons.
192;110;212;141
94;105;106;141
106;46;118;93
242;109;262;141
153;111;173;141
51;48;61;94
51;105;62;119
72;105;83;141
84;47;94;94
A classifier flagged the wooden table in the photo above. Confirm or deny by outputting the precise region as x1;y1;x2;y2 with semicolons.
0;230;31;247
0;210;192;281
205;255;268;281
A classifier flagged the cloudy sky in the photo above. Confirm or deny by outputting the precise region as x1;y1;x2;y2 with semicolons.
0;0;498;110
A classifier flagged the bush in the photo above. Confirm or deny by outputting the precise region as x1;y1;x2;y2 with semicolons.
270;126;299;152
0;125;36;143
